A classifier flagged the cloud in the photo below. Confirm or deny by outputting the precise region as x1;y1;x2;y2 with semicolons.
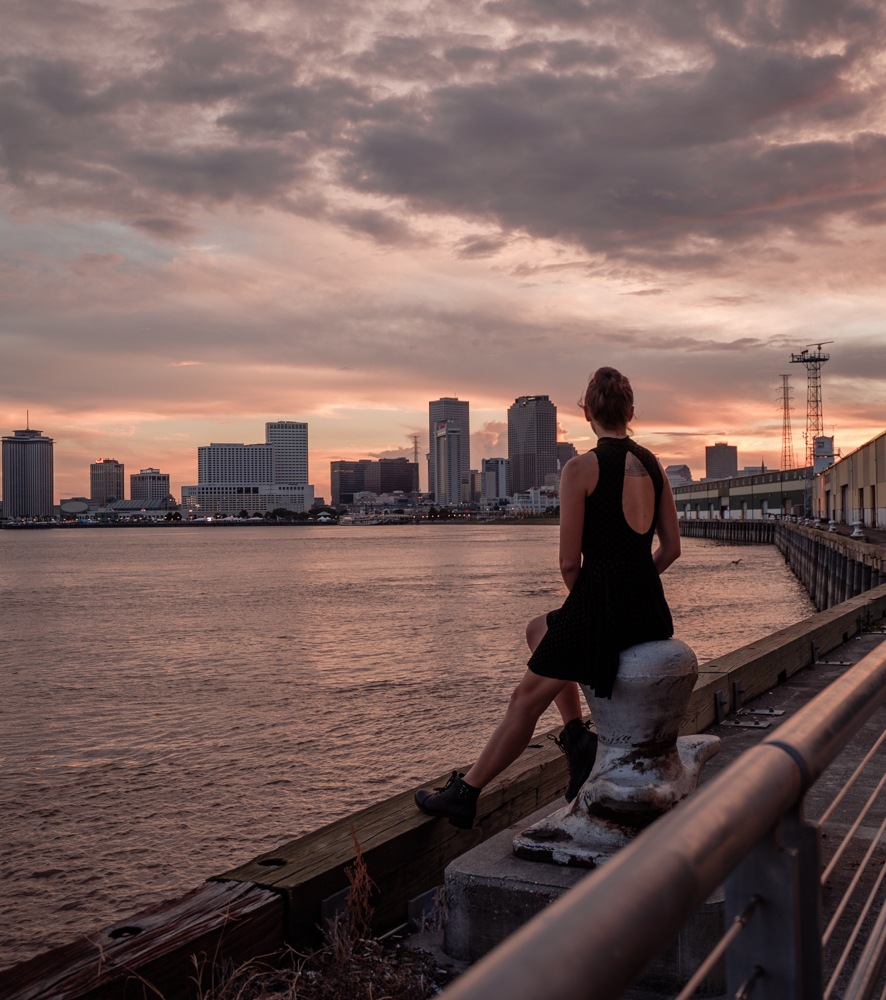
2;0;885;504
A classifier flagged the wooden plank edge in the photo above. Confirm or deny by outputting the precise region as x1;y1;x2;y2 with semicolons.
0;881;283;1000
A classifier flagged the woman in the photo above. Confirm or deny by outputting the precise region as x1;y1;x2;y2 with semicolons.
415;367;681;829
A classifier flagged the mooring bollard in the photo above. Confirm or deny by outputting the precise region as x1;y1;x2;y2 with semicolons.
513;638;720;867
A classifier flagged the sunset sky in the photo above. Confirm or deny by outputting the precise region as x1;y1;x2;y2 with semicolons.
3;0;885;503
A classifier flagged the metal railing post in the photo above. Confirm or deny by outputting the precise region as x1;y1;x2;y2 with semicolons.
725;806;822;999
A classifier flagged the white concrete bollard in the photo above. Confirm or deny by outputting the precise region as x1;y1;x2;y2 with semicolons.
513;638;720;867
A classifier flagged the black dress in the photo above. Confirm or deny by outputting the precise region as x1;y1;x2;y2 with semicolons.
527;436;674;699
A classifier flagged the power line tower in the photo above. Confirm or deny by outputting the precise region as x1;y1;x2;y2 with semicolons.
790;341;832;466
409;434;421;495
778;374;797;471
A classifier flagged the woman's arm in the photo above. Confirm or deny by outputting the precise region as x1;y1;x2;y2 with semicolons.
558;456;592;591
653;471;681;575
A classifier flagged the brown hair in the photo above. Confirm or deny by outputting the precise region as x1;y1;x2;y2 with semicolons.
580;367;634;429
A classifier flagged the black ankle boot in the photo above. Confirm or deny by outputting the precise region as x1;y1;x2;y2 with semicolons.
551;719;598;802
414;771;480;829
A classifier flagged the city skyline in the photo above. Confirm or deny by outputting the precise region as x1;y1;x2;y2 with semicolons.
3;1;885;505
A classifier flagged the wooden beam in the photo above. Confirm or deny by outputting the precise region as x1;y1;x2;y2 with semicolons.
0;881;283;1000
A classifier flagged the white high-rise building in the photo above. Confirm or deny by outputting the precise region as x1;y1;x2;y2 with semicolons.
266;421;308;484
428;398;469;502
2;426;54;519
434;421;462;506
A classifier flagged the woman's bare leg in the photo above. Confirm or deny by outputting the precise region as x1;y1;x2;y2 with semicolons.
463;670;568;789
554;683;583;724
526;612;584;726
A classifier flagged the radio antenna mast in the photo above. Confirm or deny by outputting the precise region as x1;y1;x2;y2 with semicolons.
790;341;832;466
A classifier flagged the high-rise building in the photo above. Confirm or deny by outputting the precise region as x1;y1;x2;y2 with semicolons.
705;442;738;481
374;458;417;495
482;458;509;502
130;468;171;504
2;426;54;519
331;460;372;506
180;424;315;517
265;421;308;484
434;420;463;506
330;458;418;506
197;443;274;484
90;458;125;504
557;442;578;468
428;398;469;502
507;395;558;494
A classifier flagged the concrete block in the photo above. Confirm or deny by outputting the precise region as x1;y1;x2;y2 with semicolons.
444;803;725;995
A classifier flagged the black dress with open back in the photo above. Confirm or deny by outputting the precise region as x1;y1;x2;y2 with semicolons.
527;436;673;699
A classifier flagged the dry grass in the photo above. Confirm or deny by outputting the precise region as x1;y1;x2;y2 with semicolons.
194;832;449;1000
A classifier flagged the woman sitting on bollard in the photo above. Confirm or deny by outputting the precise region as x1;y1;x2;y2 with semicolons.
415;366;681;829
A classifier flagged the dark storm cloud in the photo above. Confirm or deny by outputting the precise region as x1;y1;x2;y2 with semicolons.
341;37;885;261
2;0;886;267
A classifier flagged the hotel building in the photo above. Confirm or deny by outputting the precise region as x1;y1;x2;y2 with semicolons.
181;423;315;517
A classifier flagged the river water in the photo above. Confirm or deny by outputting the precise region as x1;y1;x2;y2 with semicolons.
0;525;814;969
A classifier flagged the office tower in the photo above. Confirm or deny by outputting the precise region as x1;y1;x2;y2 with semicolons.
2;426;54;518
434;420;463;505
705;442;738;481
482;458;509;502
557;442;578;468
331;459;372;506
90;458;125;504
265;421;308;484
376;458;417;494
507;395;558;494
330;458;418;505
428;398;469;502
130;468;171;504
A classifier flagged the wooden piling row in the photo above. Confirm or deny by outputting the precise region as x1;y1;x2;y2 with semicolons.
772;523;886;611
678;519;775;544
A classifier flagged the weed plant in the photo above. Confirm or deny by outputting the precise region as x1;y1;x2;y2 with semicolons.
194;834;449;999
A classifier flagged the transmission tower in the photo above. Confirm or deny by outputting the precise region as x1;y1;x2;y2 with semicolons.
409;434;421;494
790;341;832;466
778;374;797;471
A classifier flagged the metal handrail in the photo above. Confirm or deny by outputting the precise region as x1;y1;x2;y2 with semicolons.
442;642;886;1000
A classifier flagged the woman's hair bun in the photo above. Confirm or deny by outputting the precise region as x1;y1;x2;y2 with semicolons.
580;367;634;428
